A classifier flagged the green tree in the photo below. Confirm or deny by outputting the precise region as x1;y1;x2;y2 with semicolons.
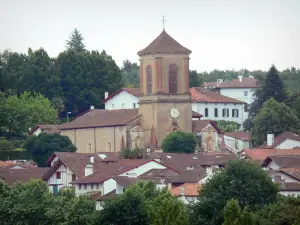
190;160;278;225
215;120;241;132
23;133;76;167
0;91;58;133
147;191;189;225
121;59;140;87
255;195;300;225
66;28;86;52
120;148;145;159
161;131;197;154
189;70;202;87
57;50;123;113
222;199;255;225
251;98;300;146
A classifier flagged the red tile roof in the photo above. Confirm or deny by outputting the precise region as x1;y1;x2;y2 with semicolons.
216;77;259;89
102;88;141;104
242;149;300;162
263;155;300;169
190;87;245;103
202;81;220;89
224;132;250;141
60;109;140;130
259;132;300;149
29;124;61;135
137;30;192;56
171;183;201;196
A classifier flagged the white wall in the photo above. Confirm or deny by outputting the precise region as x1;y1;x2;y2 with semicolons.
177;196;198;205
219;88;256;104
119;161;166;177
224;135;250;152
280;191;300;196
103;179;117;195
33;128;41;136
192;102;248;126
276;139;300;149
116;183;124;194
267;161;280;170
75;183;103;196
105;91;139;110
47;164;75;188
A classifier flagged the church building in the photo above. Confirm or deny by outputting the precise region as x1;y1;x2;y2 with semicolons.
60;29;219;153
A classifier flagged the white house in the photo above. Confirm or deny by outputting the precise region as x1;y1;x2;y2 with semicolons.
259;132;300;149
190;87;248;126
223;132;251;152
215;76;259;104
103;88;141;110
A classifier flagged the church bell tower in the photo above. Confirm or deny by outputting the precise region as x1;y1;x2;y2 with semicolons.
137;27;192;148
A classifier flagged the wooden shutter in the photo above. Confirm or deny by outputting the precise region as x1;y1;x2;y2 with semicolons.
169;65;178;94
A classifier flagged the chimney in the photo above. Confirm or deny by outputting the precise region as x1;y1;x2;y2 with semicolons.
267;133;274;146
105;92;109;99
90;155;94;164
90;105;94;110
238;75;243;82
180;185;185;196
84;164;93;176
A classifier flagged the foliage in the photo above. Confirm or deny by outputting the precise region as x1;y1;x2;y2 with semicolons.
255;195;300;225
0;150;31;160
222;199;255;225
120;148;145;159
96;181;189;225
0;179;96;225
251;98;300;146
57;50;123;113
65;28;86;52
190;160;278;225
121;59;140;87
189;70;203;87
147;191;189;225
0;138;14;150
161;131;197;154
215;120;241;132
286;92;300;121
23;133;76;167
0;91;58;133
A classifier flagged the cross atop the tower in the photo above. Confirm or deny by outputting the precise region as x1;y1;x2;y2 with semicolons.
162;15;166;30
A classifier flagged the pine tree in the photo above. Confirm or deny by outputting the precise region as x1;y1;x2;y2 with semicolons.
65;29;86;52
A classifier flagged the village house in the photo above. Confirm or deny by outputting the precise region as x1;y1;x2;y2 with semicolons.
222;131;252;152
29;124;61;136
259;132;300;149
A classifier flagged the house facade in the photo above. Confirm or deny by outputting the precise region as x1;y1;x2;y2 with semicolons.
223;132;251;152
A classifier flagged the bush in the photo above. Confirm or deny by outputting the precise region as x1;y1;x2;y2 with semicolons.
0;138;14;150
161;131;197;154
0;150;32;160
214;120;241;132
120;148;144;159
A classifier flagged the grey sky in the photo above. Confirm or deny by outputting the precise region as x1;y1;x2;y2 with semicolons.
1;0;299;72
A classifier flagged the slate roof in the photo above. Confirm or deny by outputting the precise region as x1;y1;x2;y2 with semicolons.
216;77;259;88
169;169;206;183
137;30;192;56
29;124;61;135
60;109;140;130
190;87;245;103
259;132;300;149
263;155;300;168
113;176;137;188
224;132;250;141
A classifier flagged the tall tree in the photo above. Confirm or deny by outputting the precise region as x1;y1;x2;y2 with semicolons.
190;160;278;225
189;70;202;87
65;29;86;52
57;50;123;113
121;60;140;87
23;133;76;167
251;98;300;146
161;131;197;154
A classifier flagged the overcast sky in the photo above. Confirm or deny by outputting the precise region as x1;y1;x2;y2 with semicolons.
0;0;299;72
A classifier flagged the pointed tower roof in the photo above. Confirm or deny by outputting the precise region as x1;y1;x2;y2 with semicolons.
120;135;125;151
137;30;192;56
149;126;158;147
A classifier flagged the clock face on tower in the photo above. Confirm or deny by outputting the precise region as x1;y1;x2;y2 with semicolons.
170;108;180;119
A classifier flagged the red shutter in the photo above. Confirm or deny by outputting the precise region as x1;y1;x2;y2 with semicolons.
56;172;61;179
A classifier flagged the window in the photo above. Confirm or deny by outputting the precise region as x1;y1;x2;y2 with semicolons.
222;108;229;117
169;64;178;94
122;103;125;108
244;91;248;96
91;184;94;190
214;108;218;117
133;103;136;108
112;104;114;109
79;184;82;190
72;174;76;181
95;184;100;189
56;172;61;179
232;109;239;117
147;66;152;94
84;184;87;190
205;108;209;117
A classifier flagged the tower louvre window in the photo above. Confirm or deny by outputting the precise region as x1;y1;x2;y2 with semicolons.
169;64;178;94
147;66;152;94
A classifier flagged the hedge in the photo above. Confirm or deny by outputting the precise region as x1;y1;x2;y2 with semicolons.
0;151;32;161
